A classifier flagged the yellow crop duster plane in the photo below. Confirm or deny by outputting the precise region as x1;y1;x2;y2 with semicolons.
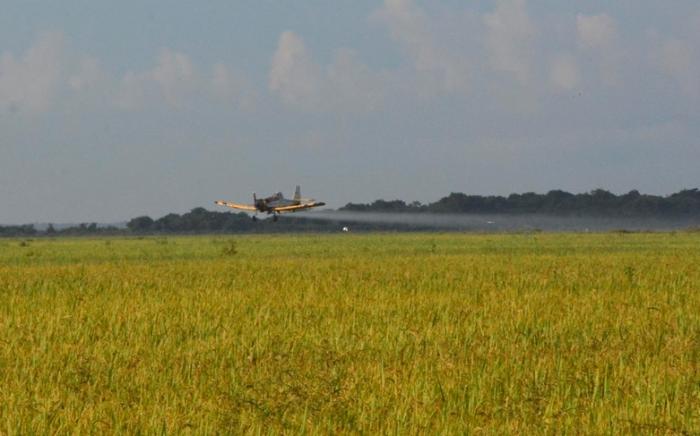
215;186;326;221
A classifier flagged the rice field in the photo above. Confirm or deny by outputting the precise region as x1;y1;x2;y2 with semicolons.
1;232;699;434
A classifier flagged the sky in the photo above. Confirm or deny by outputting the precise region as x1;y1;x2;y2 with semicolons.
1;0;699;223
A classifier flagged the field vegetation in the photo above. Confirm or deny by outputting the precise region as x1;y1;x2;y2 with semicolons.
1;233;699;433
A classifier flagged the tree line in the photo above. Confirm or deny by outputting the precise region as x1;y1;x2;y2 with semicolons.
341;189;700;216
0;223;124;237
2;188;700;236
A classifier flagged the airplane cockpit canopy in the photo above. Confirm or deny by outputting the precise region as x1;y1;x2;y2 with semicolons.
266;192;284;201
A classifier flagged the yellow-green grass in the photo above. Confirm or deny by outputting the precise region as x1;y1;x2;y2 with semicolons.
1;233;699;434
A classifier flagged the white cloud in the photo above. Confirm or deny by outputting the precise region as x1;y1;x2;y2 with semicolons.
117;49;198;109
483;0;536;83
577;14;617;50
648;9;700;97
210;63;253;109
0;34;229;113
374;0;471;94
0;32;64;113
269;31;322;108
375;0;540;95
151;49;196;107
550;54;579;90
653;37;699;96
211;64;237;98
68;57;106;92
576;13;619;84
269;31;386;111
116;48;255;110
658;38;693;76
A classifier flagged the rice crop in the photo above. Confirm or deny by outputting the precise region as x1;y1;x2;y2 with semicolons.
1;232;699;434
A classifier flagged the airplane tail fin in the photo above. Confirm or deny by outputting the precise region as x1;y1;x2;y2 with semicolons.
293;185;301;201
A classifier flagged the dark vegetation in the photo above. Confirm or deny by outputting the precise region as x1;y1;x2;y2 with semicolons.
2;188;700;236
342;188;700;216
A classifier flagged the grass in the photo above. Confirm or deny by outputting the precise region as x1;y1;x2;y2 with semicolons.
1;233;699;433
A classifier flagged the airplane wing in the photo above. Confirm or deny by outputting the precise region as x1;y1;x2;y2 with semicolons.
214;200;258;212
273;201;326;213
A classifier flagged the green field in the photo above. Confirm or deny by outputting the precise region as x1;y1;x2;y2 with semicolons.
1;233;699;434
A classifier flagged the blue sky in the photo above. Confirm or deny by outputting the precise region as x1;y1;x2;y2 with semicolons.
1;0;699;223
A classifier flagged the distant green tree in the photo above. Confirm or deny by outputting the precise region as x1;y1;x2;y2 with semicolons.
154;214;182;232
127;216;154;232
341;188;700;217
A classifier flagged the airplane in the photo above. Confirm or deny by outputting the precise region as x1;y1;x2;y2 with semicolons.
215;186;326;221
